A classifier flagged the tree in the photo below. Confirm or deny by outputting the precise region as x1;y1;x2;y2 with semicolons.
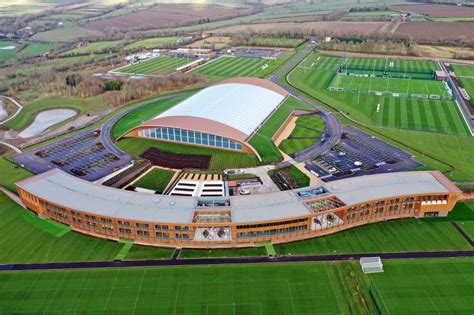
65;73;81;87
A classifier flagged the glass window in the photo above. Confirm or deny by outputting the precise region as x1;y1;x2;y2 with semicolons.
216;136;222;147
175;128;182;141
223;138;229;148
202;133;209;145
195;132;202;144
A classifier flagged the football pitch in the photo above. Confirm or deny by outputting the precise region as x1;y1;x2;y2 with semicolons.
328;74;451;99
291;53;470;135
115;56;196;76
195;56;275;79
1;259;473;314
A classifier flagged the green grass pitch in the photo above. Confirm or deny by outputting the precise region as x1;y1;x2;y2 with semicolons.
0;262;368;313
452;64;474;102
1;259;473;313
195;56;274;79
328;74;450;98
291;53;470;135
369;258;474;314
117;56;196;76
133;168;175;193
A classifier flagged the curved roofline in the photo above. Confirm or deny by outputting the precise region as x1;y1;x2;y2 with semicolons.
138;116;249;142
216;77;289;97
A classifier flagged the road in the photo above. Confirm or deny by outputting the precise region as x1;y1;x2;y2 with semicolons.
0;250;473;272
439;61;474;136
269;38;344;168
99;92;190;157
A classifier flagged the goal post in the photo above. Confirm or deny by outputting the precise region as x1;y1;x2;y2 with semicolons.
360;257;384;274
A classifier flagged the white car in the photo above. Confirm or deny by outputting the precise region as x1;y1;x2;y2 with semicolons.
239;189;251;195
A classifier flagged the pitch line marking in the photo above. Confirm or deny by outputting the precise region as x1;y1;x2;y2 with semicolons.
286;280;296;315
132;269;147;315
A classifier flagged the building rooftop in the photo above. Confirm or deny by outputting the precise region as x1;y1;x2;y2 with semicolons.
149;78;287;137
16;169;458;224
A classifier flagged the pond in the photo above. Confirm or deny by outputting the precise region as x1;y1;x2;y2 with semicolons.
0;102;7;121
19;109;76;138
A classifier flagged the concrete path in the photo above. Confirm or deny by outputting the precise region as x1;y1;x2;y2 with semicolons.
0;95;23;126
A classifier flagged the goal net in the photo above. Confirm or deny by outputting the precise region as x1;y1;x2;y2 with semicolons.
360;257;384;274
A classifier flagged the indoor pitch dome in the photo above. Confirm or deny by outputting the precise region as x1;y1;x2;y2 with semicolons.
123;78;289;158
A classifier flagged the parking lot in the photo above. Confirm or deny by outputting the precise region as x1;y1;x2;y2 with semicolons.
10;130;134;182
305;126;423;182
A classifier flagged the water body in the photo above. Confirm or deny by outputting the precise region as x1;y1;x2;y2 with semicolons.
0;46;16;50
0;102;7;121
19;109;76;138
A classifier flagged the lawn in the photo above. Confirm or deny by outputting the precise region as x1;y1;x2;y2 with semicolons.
274;216;471;256
133;168;175;193
0;262;368;313
122;245;174;260
0;192;124;264
344;57;438;75
279;115;324;155
368;258;474;314
0;157;32;192
290;53;470;136
116;56;196;76
124;36;184;50
2;97;86;131
113;93;190;138
31;25;103;42
117;137;258;170
248;96;313;164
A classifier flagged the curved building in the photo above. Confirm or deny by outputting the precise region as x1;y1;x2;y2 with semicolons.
123;78;289;158
16;169;461;249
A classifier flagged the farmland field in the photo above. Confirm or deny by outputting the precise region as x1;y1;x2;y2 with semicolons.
0;41;20;62
133;168;175;193
125;37;184;50
391;4;474;17
19;42;53;58
115;56;196;76
290;53;470;135
213;21;387;35
31;25;104;43
239;37;305;48
395;22;474;41
345;10;399;17
248;96;313;164
84;4;253;31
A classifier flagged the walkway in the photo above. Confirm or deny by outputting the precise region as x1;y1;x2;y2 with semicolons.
0;141;21;153
0;95;23;126
1;250;473;272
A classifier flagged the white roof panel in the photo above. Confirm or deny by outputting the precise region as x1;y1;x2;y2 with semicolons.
156;83;286;136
